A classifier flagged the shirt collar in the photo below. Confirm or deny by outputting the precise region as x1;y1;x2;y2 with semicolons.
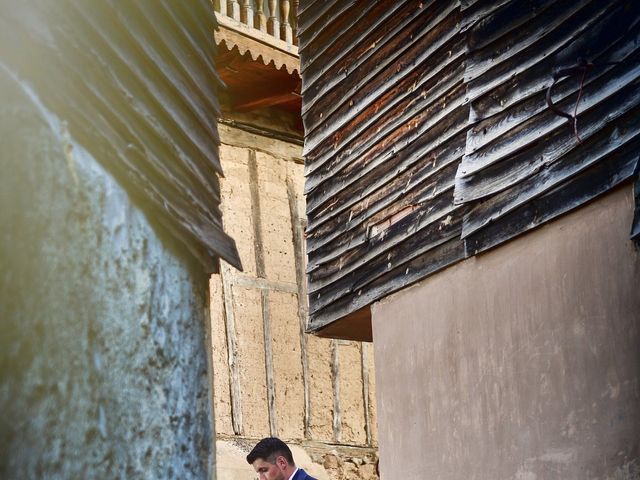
287;467;299;480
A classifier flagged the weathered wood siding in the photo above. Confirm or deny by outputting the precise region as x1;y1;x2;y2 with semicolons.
634;162;640;243
458;0;640;255
0;0;240;272
298;0;640;334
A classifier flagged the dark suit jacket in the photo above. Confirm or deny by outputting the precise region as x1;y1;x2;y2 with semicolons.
292;468;317;480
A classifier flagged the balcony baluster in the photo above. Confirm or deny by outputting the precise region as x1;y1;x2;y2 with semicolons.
227;0;240;21
214;0;298;48
214;0;227;16
267;0;280;39
291;0;299;46
254;0;267;32
280;0;292;44
241;0;253;26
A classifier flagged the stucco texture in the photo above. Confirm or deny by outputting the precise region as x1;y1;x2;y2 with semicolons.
373;186;640;480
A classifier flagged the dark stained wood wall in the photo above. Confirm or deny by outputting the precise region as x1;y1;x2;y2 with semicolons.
632;161;640;244
298;0;640;337
0;0;240;272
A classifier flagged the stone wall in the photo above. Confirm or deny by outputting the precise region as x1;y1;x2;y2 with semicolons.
0;66;213;478
209;121;378;479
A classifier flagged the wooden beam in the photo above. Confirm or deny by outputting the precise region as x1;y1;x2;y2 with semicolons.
262;289;278;437
221;264;244;435
287;177;311;439
331;340;341;442
361;342;372;446
235;91;301;112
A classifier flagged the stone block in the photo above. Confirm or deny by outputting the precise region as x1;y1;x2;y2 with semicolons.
358;463;376;479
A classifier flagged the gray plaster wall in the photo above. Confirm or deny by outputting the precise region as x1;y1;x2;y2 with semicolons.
372;186;640;480
0;67;213;478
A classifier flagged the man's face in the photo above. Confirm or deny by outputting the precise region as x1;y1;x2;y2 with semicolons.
252;457;287;480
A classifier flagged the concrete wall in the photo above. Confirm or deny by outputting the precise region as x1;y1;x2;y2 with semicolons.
209;122;378;480
0;67;213;478
372;186;640;480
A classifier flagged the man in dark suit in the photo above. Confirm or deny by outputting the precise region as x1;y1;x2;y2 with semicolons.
246;437;318;480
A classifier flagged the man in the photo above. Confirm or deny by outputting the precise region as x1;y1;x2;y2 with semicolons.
246;437;317;480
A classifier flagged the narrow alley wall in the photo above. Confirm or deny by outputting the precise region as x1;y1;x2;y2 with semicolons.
372;186;640;479
209;118;378;480
0;68;213;479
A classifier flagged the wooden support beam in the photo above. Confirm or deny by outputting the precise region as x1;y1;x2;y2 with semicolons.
248;149;266;278
331;340;342;442
262;289;278;436
234;91;301;112
221;264;244;435
287;177;311;439
361;342;372;446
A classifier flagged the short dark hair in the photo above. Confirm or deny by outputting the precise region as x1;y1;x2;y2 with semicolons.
246;437;295;466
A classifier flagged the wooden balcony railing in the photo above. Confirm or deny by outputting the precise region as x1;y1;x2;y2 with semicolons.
214;0;299;48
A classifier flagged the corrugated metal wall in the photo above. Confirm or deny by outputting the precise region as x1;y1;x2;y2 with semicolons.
0;0;240;272
298;0;640;333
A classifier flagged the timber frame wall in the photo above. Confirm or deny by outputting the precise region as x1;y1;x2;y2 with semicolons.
298;0;640;337
209;6;379;477
210;120;378;450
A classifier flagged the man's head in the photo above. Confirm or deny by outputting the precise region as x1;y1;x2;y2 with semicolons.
246;437;296;480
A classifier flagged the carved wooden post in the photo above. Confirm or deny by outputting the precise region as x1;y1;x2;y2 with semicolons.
240;0;253;26
280;0;293;44
267;0;280;39
291;0;299;45
227;0;240;21
254;0;267;32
